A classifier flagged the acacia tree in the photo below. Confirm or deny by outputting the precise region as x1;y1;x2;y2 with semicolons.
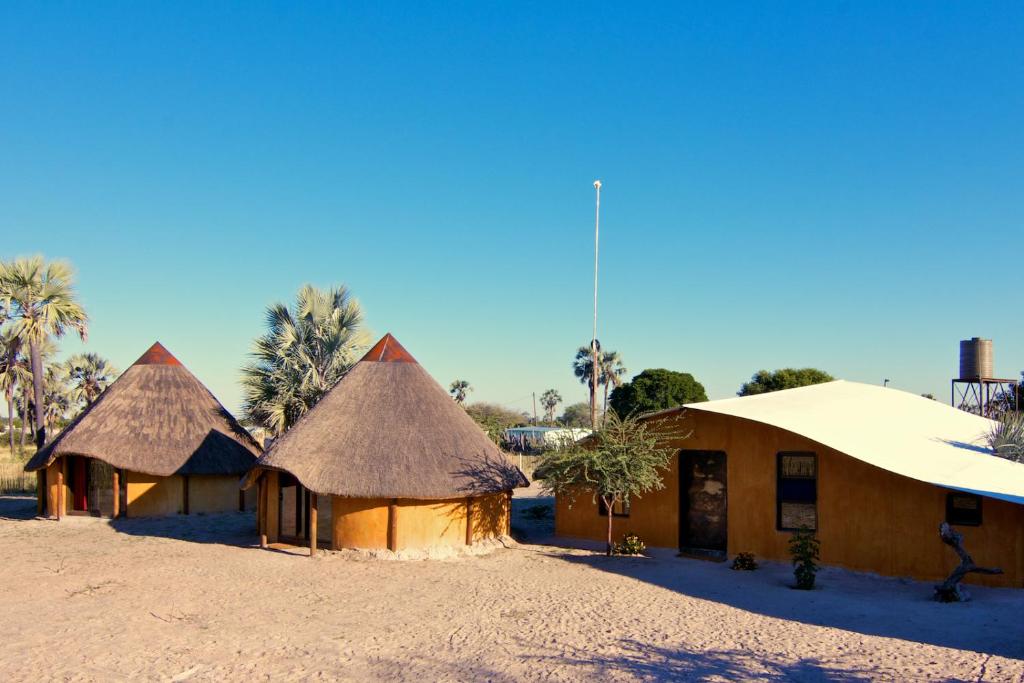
539;411;682;555
539;388;562;422
0;257;88;449
449;379;472;405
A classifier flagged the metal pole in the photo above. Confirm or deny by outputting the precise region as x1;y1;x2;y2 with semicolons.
591;179;602;431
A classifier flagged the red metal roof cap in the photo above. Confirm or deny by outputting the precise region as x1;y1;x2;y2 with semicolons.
360;333;417;363
132;342;183;366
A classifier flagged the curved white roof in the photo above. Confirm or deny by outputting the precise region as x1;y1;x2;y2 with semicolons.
677;380;1024;505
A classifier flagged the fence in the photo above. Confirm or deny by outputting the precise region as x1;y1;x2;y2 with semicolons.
0;462;36;494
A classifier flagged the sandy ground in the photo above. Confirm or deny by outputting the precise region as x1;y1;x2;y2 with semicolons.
1;488;1022;682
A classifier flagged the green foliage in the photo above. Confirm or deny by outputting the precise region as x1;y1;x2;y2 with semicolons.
731;552;758;571
449;379;472;405
539;411;684;554
465;402;528;444
539;388;562;422
241;284;368;436
788;527;821;590
614;532;646;556
988;411;1024;463
738;368;834;396
560;401;597;428
609;368;708;417
0;256;89;448
65;352;118;408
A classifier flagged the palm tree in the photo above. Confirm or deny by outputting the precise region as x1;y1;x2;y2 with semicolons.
572;340;601;427
0;256;88;449
241;284;368;436
43;363;72;434
540;389;562;423
449;380;472;405
598;350;627;422
65;352;118;409
0;329;31;452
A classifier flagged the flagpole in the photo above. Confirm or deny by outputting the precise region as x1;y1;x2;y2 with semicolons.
591;180;601;430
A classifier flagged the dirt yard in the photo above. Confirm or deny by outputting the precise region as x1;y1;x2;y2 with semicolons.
1;491;1022;682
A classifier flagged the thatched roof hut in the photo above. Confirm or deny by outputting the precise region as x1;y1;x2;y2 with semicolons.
250;333;527;497
27;342;260;519
248;333;527;554
27;342;259;476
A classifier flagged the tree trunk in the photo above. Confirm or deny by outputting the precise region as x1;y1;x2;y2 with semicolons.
604;496;614;556
29;340;46;450
934;522;1003;602
603;384;610;425
6;390;14;452
20;387;28;450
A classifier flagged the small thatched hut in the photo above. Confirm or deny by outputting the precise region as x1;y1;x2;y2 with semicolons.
25;342;261;518
244;333;528;555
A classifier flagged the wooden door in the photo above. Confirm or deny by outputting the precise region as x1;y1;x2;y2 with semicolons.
679;450;727;555
70;456;89;512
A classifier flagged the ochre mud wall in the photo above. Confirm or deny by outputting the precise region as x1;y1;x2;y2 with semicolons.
126;471;184;517
555;411;1024;587
188;475;247;514
259;475;512;551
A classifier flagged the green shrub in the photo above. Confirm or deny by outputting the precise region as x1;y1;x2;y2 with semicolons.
789;527;820;589
614;532;646;556
731;551;758;571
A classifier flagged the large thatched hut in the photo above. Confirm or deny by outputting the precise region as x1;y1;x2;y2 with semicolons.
244;333;528;555
25;342;260;518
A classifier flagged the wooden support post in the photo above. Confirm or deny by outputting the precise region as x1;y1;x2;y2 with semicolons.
465;497;473;546
387;499;399;551
506;490;513;536
182;475;190;515
258;478;268;549
112;470;120;519
36;471;45;516
56;462;64;520
309;493;318;558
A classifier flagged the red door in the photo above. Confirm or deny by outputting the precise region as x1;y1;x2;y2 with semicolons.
71;456;88;511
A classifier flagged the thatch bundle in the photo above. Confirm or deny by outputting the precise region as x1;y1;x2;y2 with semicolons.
249;333;528;498
25;342;260;476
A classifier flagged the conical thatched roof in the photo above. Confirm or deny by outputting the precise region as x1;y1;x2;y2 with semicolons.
26;342;260;476
249;333;528;499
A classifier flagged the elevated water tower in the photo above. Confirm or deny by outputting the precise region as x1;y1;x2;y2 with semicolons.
951;337;1018;417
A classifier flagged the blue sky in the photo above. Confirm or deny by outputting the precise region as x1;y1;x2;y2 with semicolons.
2;2;1022;416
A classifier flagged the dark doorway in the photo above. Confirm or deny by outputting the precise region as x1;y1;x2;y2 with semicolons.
68;456;89;512
678;450;728;557
278;473;308;542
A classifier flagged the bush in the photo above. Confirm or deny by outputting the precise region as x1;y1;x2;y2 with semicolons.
789;527;821;589
988;411;1024;463
731;552;758;571
614;532;646;556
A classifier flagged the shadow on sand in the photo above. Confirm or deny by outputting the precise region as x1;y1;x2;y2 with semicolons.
522;638;878;682
108;509;256;546
547;547;1024;661
0;494;38;521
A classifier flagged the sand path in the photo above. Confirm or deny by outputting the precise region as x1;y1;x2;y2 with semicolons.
1;493;1021;681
